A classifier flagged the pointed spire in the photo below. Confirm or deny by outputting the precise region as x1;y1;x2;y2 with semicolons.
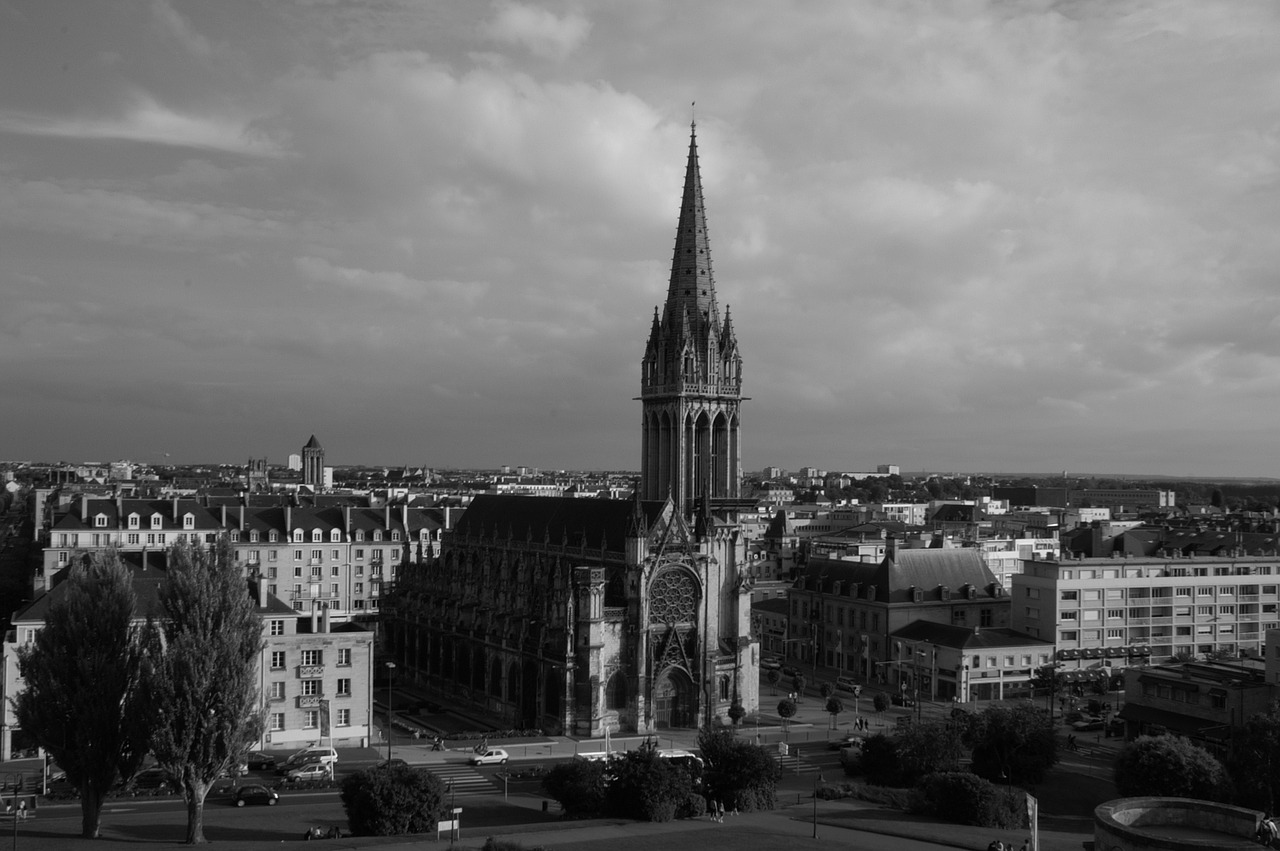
664;123;718;327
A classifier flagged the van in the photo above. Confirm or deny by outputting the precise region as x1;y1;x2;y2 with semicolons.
283;746;338;768
836;676;859;694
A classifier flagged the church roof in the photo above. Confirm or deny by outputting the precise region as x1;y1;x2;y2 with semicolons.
664;122;719;327
451;495;664;552
303;435;323;450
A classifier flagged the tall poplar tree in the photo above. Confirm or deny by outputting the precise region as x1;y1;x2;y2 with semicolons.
13;552;150;838
147;536;263;845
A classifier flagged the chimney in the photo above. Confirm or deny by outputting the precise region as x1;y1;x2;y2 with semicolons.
310;605;319;633
141;549;148;571
384;504;391;531
172;497;179;521
80;494;88;522
344;505;351;537
285;505;292;534
239;503;245;530
443;506;453;530
116;495;123;521
257;577;267;608
221;504;227;529
402;503;408;534
320;606;331;634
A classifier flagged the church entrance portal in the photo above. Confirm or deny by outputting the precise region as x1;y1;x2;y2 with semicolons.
652;667;696;729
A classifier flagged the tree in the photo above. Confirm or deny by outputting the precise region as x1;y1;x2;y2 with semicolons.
1228;703;1280;811
727;703;746;726
542;759;608;817
777;698;797;735
147;537;265;844
895;720;965;786
605;749;695;822
825;695;844;730
873;692;889;713
341;764;448;835
1115;735;1227;800
766;669;781;695
859;733;903;786
13;552;151;838
965;703;1058;785
819;681;834;700
696;728;781;811
791;674;807;698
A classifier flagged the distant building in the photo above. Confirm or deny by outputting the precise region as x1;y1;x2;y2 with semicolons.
302;436;325;489
1116;656;1272;750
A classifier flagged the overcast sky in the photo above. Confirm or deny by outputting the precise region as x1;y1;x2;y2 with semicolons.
2;1;1279;478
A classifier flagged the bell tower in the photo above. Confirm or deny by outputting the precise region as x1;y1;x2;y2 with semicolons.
640;123;743;515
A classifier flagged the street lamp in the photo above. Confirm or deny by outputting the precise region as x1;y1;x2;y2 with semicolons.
385;661;396;763
812;772;825;838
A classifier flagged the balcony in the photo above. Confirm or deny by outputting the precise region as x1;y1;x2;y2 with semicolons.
296;695;324;708
297;665;324;678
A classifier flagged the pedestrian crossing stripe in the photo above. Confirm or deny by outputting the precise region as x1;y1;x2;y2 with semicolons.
422;764;495;795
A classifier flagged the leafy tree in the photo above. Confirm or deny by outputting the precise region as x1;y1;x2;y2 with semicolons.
859;733;903;786
825;695;844;730
542;759;607;817
965;703;1057;785
791;673;807;697
697;728;781;811
605;748;695;822
819;681;834;700
896;720;965;786
873;692;889;713
341;764;448;835
1228;702;1280;811
766;669;781;695
1114;735;1227;800
777;697;797;734
911;772;1024;828
147;537;265;844
13;552;150;838
727;703;746;725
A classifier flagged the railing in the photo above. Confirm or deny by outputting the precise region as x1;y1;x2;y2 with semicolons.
297;695;323;708
297;665;324;678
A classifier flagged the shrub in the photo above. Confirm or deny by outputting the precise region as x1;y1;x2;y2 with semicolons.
605;749;693;822
859;733;902;787
911;772;1023;828
873;692;889;713
541;760;607;818
340;765;447;836
697;728;781;812
1114;735;1228;800
679;792;707;819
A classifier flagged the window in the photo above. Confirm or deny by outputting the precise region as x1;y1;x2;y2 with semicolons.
271;651;286;669
311;549;322;562
1197;606;1213;616
269;549;278;561
249;550;261;564
302;680;321;696
269;530;279;543
391;530;401;542
311;529;321;543
183;513;195;529
1061;590;1078;601
292;530;303;543
1197;587;1214;596
331;583;339;596
250;530;260;543
95;514;107;528
304;710;318;729
1176;587;1191;597
1106;628;1124;638
270;713;285;732
1061;630;1078;641
127;533;139;545
1107;609;1124;619
1220;605;1236;616
268;567;277;579
270;682;285;700
373;530;383;542
311;566;322;578
354;582;364;594
269;620;285;636
354;548;364;560
337;648;351;666
336;678;351;696
1219;586;1235;596
301;650;321;666
1060;611;1078;622
1024;587;1041;599
151;514;163;529
268;584;277;596
1082;610;1099;621
355;531;365;543
128;514;140;529
986;656;997;668
980;609;993;627
294;549;302;561
1003;656;1015;667
331;551;340;563
336;708;351;726
294;566;302;578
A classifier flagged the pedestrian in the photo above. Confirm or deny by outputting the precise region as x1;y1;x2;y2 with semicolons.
1020;839;1030;851
1256;812;1278;846
987;840;1004;851
715;799;724;823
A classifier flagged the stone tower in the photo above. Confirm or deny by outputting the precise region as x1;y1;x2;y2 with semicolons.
640;123;743;515
301;435;324;488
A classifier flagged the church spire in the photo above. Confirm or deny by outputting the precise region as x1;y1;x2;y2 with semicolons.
664;123;718;327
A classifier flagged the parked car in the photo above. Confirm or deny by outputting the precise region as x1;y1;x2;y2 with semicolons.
891;694;916;707
467;748;509;766
374;759;408;771
234;784;279;806
284;762;332;783
219;759;249;779
1071;718;1106;733
244;752;277;771
782;666;800;678
130;767;175;791
282;746;338;768
760;657;781;671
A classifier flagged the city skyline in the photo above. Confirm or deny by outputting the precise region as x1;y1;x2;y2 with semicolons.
3;2;1279;478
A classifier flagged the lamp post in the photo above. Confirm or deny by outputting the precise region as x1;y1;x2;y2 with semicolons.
4;772;21;851
812;771;825;838
385;661;396;763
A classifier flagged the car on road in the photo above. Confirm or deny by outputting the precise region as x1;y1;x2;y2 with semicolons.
781;666;800;678
826;734;862;751
468;748;509;766
760;657;781;671
233;784;279;806
1071;717;1106;732
130;767;176;791
244;752;277;771
374;759;409;771
284;762;332;783
891;694;917;707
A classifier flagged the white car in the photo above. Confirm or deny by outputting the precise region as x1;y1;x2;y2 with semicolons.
467;748;509;766
285;762;331;782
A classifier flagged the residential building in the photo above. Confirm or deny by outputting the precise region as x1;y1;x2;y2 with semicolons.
1116;656;1272;751
1011;554;1280;671
889;620;1054;704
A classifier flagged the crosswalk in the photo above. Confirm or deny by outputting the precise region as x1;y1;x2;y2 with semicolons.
423;762;497;796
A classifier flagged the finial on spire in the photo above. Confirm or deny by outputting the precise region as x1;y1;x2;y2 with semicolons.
691;101;696;129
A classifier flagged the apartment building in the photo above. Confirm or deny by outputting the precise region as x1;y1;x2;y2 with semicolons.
1;561;374;760
1116;656;1272;749
1011;554;1280;670
40;495;443;619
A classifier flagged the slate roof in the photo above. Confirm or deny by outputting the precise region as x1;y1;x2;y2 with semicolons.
800;547;999;603
451;495;662;553
890;620;1051;651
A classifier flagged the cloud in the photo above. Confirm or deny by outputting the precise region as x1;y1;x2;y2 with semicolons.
480;2;591;61
293;256;488;306
149;0;214;58
0;91;281;156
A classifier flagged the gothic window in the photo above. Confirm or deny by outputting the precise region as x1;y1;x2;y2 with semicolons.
606;673;627;710
649;569;698;625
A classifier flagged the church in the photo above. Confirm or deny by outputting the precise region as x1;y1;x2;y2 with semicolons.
383;125;760;736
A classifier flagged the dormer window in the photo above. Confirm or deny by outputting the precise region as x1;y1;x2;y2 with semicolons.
311;529;321;543
329;529;341;543
182;513;195;530
373;530;383;542
229;530;240;542
269;530;279;543
250;530;260;543
292;530;303;543
391;531;401;542
127;514;140;530
355;530;365;542
151;514;163;529
94;514;108;528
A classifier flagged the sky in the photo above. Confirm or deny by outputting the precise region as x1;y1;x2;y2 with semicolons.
2;1;1280;478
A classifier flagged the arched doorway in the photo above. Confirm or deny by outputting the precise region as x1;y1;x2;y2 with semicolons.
652;667;696;729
